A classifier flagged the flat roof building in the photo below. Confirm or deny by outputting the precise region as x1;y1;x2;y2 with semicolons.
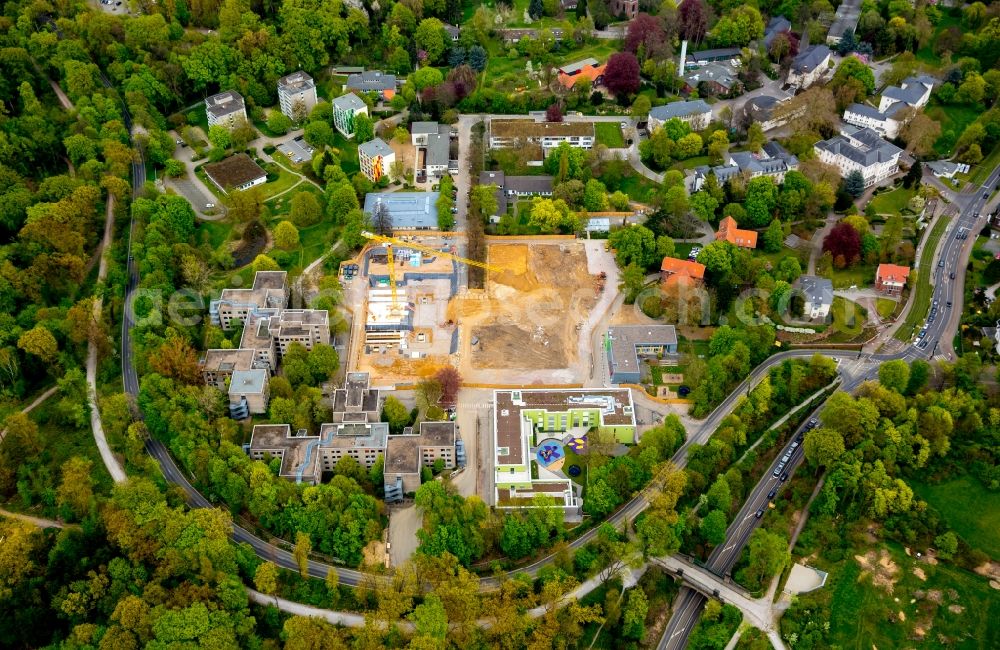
332;92;368;138
384;421;457;501
493;388;636;514
478;170;554;218
358;137;396;183
363;192;440;230
228;368;269;419
277;71;318;121
489;119;596;152
606;325;678;384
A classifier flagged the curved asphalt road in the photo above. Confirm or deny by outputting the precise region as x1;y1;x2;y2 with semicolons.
111;84;999;602
656;169;1000;649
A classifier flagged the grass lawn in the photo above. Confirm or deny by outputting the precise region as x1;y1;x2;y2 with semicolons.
895;213;949;341
868;186;915;215
668;155;711;172
876;298;897;319
826;264;874;289
258;167;302;200
609;170;659;203
804;541;1000;648
561;444;587;486
824;296;870;342
926;100;981;157
594;122;625;148
194;219;235;250
912;476;1000;558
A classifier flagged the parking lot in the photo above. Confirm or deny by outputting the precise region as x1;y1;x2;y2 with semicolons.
93;0;127;14
277;137;314;165
170;176;223;218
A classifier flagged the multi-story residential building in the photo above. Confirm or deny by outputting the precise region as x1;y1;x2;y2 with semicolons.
383;421;458;501
743;95;800;132
277;71;318;121
794;275;833;319
248;373;460;491
493;389;636;514
847;75;937;137
205;91;247;129
814;126;902;187
688;141;798;191
358;137;395;183
228;369;270;419
843;103;903;139
411;122;454;179
878;75;935;113
715;216;758;248
205;271;329;375
787;45;831;89
478;171;554;218
332;92;368;138
648;99;712;132
200;348;259;389
875;263;910;296
210;271;289;329
488;119;596;152
345;71;397;100
606;325;678;384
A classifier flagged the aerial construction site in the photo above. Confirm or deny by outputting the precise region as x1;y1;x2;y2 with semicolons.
342;235;617;386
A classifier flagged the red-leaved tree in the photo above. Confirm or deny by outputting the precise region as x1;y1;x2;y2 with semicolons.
625;13;667;56
435;366;462;407
822;222;862;267
603;52;641;97
678;0;708;43
546;103;564;122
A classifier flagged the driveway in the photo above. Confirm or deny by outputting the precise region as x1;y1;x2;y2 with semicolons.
387;503;422;567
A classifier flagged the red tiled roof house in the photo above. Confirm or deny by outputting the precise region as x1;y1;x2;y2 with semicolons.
875;263;910;296
715;216;758;249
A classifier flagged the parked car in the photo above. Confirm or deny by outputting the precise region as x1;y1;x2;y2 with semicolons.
780;472;789;482
755;508;765;519
767;488;777;499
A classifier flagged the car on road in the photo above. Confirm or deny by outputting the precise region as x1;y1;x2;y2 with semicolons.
938;260;944;268
780;472;789;482
950;272;956;279
767;488;777;499
796;432;805;443
790;440;799;450
781;453;791;463
772;466;782;477
918;339;930;349
755;508;765;518
808;418;818;427
985;192;990;199
947;301;952;307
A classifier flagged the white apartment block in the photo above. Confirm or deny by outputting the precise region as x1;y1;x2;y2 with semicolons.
332;92;368;138
843;103;902;139
277;71;318;121
814;126;902;188
205;91;247;129
647;100;712;132
878;75;935;114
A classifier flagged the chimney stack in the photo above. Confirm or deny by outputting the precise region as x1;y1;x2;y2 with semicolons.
679;40;688;77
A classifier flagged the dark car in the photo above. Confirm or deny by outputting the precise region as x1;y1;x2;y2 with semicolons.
950;272;956;279
985;192;990;199
796;432;805;443
780;472;789;482
755;508;765;519
767;488;777;499
946;301;952;307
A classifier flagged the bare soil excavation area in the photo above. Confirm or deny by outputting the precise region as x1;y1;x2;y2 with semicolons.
453;242;598;377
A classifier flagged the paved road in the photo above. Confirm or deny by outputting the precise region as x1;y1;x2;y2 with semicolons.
657;403;827;650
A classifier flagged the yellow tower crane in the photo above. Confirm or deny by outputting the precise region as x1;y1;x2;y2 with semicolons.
360;231;504;310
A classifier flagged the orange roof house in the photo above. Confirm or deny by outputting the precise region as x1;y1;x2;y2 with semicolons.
875;263;909;295
660;257;706;284
558;58;606;89
715;216;758;248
